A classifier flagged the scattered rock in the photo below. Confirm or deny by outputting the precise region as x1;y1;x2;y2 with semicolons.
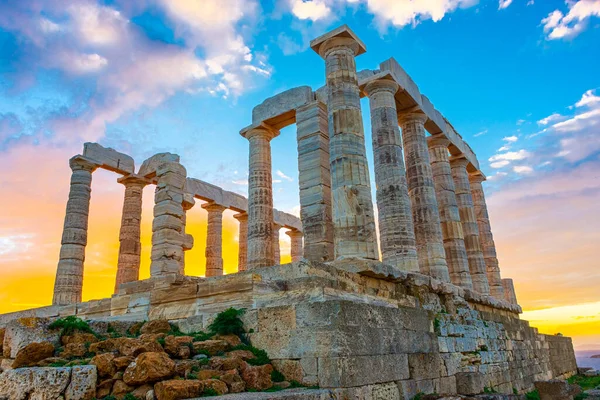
0;367;71;400
200;378;229;395
241;363;274;391
193;339;229;356
123;351;175;386
65;365;97;400
210;355;246;372
274;380;291;389
112;379;134;399
119;337;163;357
91;353;116;378
12;341;55;368
132;384;154;399
226;350;255;360
174;360;204;378
153;379;204;400
535;379;581;400
61;332;98;346
37;357;68;367
61;343;89;359
192;354;208;361
140;320;171;335
139;333;166;344
164;335;193;359
89;338;121;354
195;369;222;380
113;355;134;370
96;378;114;398
214;334;242;347
219;369;246;393
3;317;60;358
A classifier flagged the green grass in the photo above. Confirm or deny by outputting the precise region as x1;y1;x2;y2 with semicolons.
569;374;600;391
123;394;137;400
200;388;219;397
208;308;246;336
49;316;95;337
230;344;271;366
271;370;285;382
484;386;497;394
525;390;541;400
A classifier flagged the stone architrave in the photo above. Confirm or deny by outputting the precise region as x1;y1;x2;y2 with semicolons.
53;156;98;305
203;203;227;277
233;213;248;272
450;156;490;295
398;112;450;282
469;173;504;298
311;26;378;260
150;161;189;277
427;137;473;290
114;175;148;293
364;78;419;272
502;278;519;305
286;230;304;262
272;223;282;266
295;101;334;262
240;123;279;269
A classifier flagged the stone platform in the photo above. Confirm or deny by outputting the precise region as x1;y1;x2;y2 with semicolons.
0;260;577;398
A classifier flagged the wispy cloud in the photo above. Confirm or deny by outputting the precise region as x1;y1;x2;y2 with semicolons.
474;129;488;137
499;0;513;10
542;0;600;40
276;170;294;182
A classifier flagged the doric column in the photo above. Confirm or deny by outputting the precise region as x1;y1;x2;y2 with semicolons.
398;112;450;282
469;173;504;298
233;212;248;272
272;223;282;265
427;137;473;290
53;156;98;305
150;161;189;277
114;175;148;293
181;194;195;273
364;78;418;272
203;203;227;277
502;278;518;305
240;123;279;269
296;101;334;262
286;230;304;262
311;27;378;260
450;156;490;295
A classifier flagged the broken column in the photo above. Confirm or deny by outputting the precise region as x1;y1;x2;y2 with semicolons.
286;229;304;262
114;175;148;293
234;212;248;272
296;101;334;262
203;202;227;277
241;123;279;269
398;112;450;282
150;161;189;277
427;137;473;290
502;278;519;305
364;78;419;272
469;173;504;298
450;156;490;295
273;223;282;266
53;156;98;305
311;25;378;260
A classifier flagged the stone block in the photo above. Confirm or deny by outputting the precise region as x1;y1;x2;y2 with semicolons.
83;142;135;174
408;353;446;380
252;86;313;127
65;365;97;400
456;372;485;395
318;354;409;387
535;380;581;400
138;152;180;177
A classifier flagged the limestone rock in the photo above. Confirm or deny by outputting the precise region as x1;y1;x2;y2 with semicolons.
91;353;116;378
61;332;98;346
3;317;60;358
535;380;582;400
96;378;114;398
200;378;229;395
0;328;5;354
214;334;242;347
0;367;71;400
241;363;274;391
140;320;172;335
65;365;97;400
456;372;484;395
226;350;255;360
123;351;175;386
192;339;229;355
118;337;163;357
36;357;68;367
209;355;246;371
61;343;88;359
219;369;246;393
132;384;154;399
153;379;204;400
113;355;134;370
12;341;55;368
112;379;134;398
164;335;193;359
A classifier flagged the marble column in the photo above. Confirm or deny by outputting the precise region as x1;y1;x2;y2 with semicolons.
296;101;334;262
241;123;279;269
272;223;282;265
181;193;195;274
114;175;148;293
427;137;473;290
398;112;450;282
53;156;98;306
234;212;248;272
502;278;518;305
286;230;304;262
311;27;378;260
450;156;490;295
365;78;418;272
203;203;227;277
150;161;188;277
469;173;504;298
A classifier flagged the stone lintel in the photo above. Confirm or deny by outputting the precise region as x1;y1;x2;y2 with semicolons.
469;170;487;183
285;229;303;238
310;24;367;57
449;154;471;168
83;142;135;175
239;121;280;140
117;174;150;186
138;152;180;178
69;155;100;172
251;86;314;129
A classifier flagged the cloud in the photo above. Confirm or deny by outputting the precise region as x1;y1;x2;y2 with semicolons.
474;129;488;137
512;165;533;174
575;88;600;108
498;145;510;152
499;0;513;10
491;160;510;169
489;149;530;162
542;0;600;40
290;0;332;21
538;113;565;126
276;170;294;182
503;135;518;143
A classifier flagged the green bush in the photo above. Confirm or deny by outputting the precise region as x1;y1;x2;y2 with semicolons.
208;308;246;336
123;394;137;400
271;370;285;382
569;374;600;391
49;316;95;336
200;388;219;397
230;344;270;366
525;390;541;400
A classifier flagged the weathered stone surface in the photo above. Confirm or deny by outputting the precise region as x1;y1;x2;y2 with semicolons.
241;363;274;391
138;152;180;178
83;142;135;174
203;203;227;277
112;379;134;398
12;341;55;368
252;86;313;127
220;369;246;393
234;213;249;271
61;332;98;346
123;351;175;385
154;379;204;400
3;317;60;358
535;380;581;400
201;378;230;395
456;372;485;395
65;365;97;400
113;356;134;370
164;335;193;359
193;339;230;356
318;354;409;388
141;320;172;335
91;353;116;378
0;367;71;400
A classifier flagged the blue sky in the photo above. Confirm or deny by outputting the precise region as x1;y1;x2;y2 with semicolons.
1;0;600;332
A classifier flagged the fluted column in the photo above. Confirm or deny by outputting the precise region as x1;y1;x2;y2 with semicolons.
469;173;504;298
427;137;473;290
234;212;248;272
203;203;227;277
398;112;450;282
53;156;98;305
114;175;148;293
296;101;334;262
286;230;304;262
241;124;279;269
450;156;490;295
312;28;378;260
181;194;195;274
502;278;518;305
272;223;282;265
365;79;418;272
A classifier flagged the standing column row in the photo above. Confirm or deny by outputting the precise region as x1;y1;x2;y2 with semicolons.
273;223;282;265
53;156;98;305
234;212;248;271
203;203;227;277
286;230;304;262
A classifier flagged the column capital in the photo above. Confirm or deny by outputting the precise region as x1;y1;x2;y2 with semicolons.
201;202;227;213
272;222;283;230
233;212;248;222
69;155;99;172
296;100;327;115
117;174;150;187
449;154;470;169
364;78;399;96
427;136;451;149
469;172;487;184
285;229;303;238
240;122;279;141
310;25;366;58
398;111;428;125
182;193;196;211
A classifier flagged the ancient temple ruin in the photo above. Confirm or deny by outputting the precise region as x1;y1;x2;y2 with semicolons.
0;26;576;398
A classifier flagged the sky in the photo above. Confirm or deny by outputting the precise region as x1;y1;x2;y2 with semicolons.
0;0;599;349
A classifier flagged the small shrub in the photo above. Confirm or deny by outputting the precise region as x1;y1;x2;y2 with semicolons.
49;316;95;337
208;308;246;336
190;331;212;342
123;394;137;400
271;370;285;382
525;390;541;400
156;337;166;347
484;386;497;394
48;360;68;367
574;393;589;400
513;388;519;395
479;345;489;351
555;332;564;336
433;318;441;333
101;396;118;400
412;393;424;400
188;373;198;380
201;387;219;397
569;374;600;391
